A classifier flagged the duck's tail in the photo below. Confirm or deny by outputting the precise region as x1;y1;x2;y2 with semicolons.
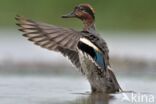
107;67;123;92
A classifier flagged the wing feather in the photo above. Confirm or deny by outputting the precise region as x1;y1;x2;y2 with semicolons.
16;16;81;51
16;15;82;71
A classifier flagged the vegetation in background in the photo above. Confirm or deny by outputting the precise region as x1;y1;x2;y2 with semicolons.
0;0;156;31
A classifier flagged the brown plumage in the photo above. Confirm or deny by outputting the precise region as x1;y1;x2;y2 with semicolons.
16;16;82;71
15;15;110;73
16;4;122;93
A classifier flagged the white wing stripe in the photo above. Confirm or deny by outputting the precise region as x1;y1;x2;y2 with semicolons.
80;38;100;51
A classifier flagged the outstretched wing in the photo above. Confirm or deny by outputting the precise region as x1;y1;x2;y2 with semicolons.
15;15;82;70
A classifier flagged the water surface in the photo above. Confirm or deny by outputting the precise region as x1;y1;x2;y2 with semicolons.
0;76;155;104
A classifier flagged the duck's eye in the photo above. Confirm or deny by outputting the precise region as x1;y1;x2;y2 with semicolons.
75;6;79;10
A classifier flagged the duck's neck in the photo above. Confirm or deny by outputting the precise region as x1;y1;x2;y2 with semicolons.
83;18;96;33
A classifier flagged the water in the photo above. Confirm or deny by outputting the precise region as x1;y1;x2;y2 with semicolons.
0;76;88;104
0;76;155;104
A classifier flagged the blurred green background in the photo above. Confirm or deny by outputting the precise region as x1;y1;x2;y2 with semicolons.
0;0;156;31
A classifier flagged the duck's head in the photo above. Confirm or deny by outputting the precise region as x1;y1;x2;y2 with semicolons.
62;4;95;22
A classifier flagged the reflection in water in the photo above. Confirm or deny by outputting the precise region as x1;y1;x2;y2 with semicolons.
67;93;114;104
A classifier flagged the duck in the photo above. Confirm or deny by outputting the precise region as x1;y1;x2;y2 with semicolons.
16;3;122;93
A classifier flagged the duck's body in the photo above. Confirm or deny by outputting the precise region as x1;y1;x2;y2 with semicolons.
16;4;122;93
77;32;120;93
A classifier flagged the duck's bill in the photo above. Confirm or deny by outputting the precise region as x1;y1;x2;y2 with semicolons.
61;11;76;18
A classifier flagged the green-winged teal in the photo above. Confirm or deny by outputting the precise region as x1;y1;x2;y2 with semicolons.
16;4;122;93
